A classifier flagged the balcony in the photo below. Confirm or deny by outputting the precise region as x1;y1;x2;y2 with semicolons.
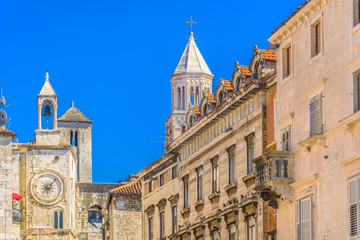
12;208;24;223
253;151;294;207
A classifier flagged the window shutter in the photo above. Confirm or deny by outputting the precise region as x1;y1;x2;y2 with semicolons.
349;177;358;237
314;94;323;134
301;196;313;240
282;126;291;151
309;98;316;136
296;201;301;240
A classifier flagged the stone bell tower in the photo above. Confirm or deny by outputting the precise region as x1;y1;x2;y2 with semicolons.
35;72;60;145
165;31;214;144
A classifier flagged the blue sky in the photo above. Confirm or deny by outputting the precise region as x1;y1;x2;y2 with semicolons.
0;0;305;183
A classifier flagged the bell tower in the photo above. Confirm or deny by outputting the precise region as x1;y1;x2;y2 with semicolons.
35;72;60;145
165;28;213;145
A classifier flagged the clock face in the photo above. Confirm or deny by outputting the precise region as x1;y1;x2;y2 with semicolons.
30;171;65;205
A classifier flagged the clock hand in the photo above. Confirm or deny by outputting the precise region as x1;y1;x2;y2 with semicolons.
49;178;57;187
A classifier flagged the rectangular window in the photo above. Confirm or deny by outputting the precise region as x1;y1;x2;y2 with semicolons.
309;94;323;136
349;176;360;238
172;166;178;179
283;45;292;78
160;173;165;187
211;231;220;240
54;211;63;229
172;205;177;234
148;217;153;240
246;134;255;174
296;196;313;240
148;180;152;194
197;167;203;201
281;126;291;151
311;21;321;58
354;0;360;26
246;216;256;240
229;223;237;240
183;175;189;208
228;145;236;183
59;212;63;229
212;157;219;193
159;211;165;239
354;74;360;112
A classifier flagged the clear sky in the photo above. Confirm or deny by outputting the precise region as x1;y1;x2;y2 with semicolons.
0;0;305;183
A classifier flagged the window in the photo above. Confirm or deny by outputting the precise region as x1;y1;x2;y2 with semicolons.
197;167;203;201
354;0;360;26
281;126;291;151
211;231;220;240
354;73;360;112
212;157;219;192
183;175;189;208
54;211;63;229
246;216;256;240
148;217;153;240
246;134;255;174
172;166;178;179
311;21;321;58
172;205;177;234
178;87;181;110
159;211;165;239
349;176;360;238
309;94;323;136
283;45;292;78
296;196;313;240
70;131;78;146
160;173;165;187
229;223;237;240
148;180;152;194
228;146;236;183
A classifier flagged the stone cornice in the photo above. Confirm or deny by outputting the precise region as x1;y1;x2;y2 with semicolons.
268;0;327;44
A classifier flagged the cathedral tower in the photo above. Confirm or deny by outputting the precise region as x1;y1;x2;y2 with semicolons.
165;31;213;144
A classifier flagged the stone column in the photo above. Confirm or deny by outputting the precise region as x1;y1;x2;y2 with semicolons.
38;104;42;130
0;132;15;240
53;104;58;129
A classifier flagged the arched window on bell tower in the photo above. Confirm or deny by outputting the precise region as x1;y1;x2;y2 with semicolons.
41;103;54;130
182;86;185;110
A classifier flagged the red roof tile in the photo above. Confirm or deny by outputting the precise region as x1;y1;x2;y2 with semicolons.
110;178;141;195
208;94;216;104
0;128;15;135
222;80;234;91
260;50;276;61
240;66;251;76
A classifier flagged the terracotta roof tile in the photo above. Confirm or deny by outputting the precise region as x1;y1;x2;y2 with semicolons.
0;128;15;135
260;50;276;61
193;105;201;115
110;178;141;196
240;66;251;76
208;94;216;103
222;80;233;91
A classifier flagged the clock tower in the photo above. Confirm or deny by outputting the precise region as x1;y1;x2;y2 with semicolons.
22;73;77;238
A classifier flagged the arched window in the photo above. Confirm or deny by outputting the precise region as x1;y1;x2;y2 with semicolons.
236;77;242;91
219;92;223;104
182;87;185;110
196;87;200;105
190;87;194;105
177;87;181;110
54;210;63;229
70;131;78;146
88;206;102;224
41;103;54;130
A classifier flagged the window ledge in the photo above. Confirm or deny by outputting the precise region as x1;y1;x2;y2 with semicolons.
181;207;190;217
340;111;360;131
208;191;220;203
281;73;294;85
194;199;205;212
242;172;255;184
309;52;323;65
224;182;238;196
298;134;325;152
353;23;360;35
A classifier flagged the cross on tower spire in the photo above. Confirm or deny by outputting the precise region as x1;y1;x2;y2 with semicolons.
186;16;196;32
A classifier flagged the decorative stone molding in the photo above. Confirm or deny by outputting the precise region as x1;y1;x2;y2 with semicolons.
242;172;255;186
144;204;155;217
168;193;179;206
221;209;239;225
224;182;238;196
269;0;327;44
181;207;190;218
340;111;360;132
239;191;259;209
156;198;167;211
208;191;220;204
298;134;325;152
194;199;205;212
205;217;221;232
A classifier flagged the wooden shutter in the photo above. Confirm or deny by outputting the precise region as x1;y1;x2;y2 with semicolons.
349;177;358;237
282;126;291;151
296;201;301;240
310;94;323;136
297;197;313;240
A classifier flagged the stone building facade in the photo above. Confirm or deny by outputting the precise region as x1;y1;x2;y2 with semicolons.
139;31;279;240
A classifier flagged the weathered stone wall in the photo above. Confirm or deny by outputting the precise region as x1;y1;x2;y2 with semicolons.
75;182;120;240
0;135;14;240
110;195;142;240
58;121;92;183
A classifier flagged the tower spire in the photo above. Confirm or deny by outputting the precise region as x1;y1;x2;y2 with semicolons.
45;72;49;82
